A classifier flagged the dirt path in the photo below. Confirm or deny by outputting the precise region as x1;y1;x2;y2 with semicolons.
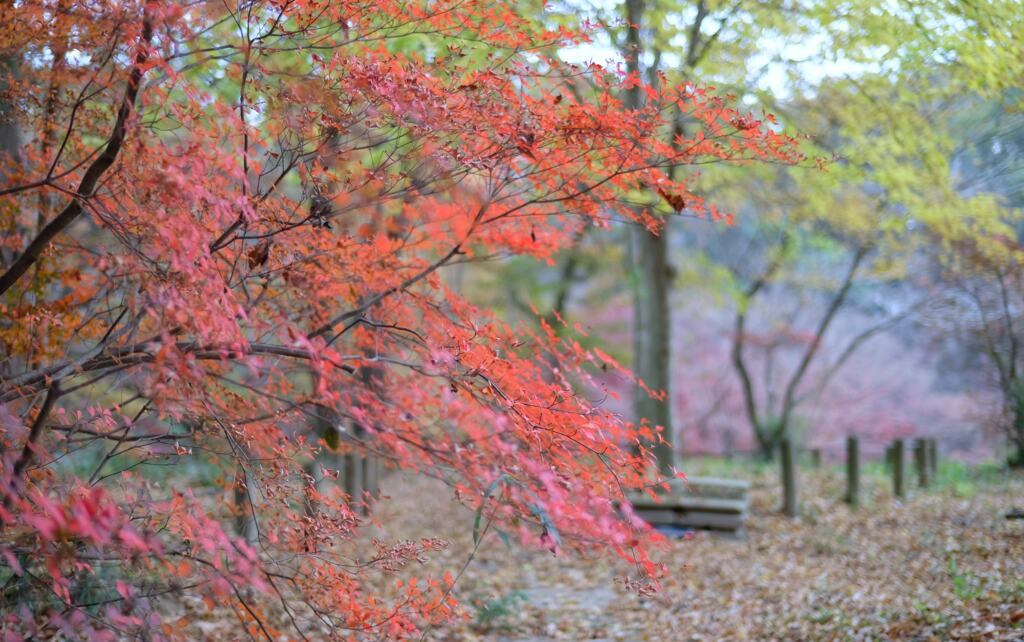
367;468;1024;641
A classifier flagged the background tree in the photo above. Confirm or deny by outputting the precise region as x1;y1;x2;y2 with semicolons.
664;0;1021;458
920;94;1024;465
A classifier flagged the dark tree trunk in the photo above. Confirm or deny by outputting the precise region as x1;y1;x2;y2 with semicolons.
0;53;20;171
631;224;676;473
623;0;676;475
757;434;777;461
1009;402;1024;468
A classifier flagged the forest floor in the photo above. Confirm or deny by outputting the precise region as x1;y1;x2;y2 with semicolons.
368;460;1024;641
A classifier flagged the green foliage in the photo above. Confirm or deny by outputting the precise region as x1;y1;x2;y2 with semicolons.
674;455;769;478
997;578;1024;605
473;590;528;630
948;556;984;601
931;459;1007;497
675;251;740;303
913;601;952;627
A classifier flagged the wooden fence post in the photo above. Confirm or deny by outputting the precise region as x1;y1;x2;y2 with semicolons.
810;448;822;468
344;452;365;514
781;437;798;517
892;439;906;499
845;436;860;507
233;464;257;543
914;439;930;488
362;455;381;503
303;458;322;517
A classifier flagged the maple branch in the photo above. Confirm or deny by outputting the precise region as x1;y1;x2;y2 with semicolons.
4;384;60;508
88;400;152;485
310;242;466;340
0;16;153;298
0;341;357;403
48;424;180;444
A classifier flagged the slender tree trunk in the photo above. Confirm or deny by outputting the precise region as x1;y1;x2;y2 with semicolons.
757;432;776;461
233;464;257;543
0;48;23;273
732;235;791;460
776;246;867;433
631;225;676;473
0;53;20;174
623;0;676;475
1010;399;1024;468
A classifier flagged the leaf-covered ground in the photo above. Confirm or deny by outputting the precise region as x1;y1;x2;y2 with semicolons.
369;463;1024;641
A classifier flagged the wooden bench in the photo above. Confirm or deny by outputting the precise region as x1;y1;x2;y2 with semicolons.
628;476;751;532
